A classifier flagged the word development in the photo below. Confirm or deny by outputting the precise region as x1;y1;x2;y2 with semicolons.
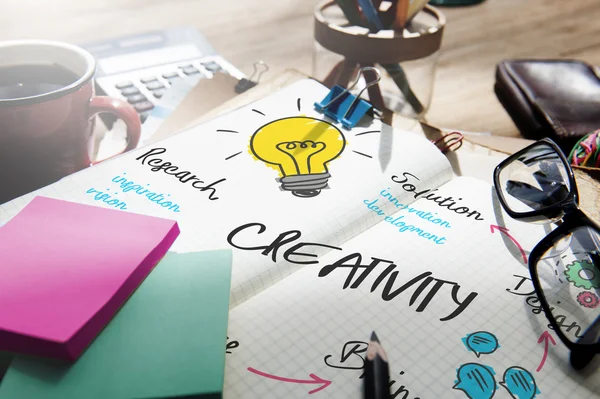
364;197;448;245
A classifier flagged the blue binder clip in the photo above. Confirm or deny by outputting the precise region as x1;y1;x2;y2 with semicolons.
315;66;381;129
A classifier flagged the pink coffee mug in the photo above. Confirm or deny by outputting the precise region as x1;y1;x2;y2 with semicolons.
0;40;141;204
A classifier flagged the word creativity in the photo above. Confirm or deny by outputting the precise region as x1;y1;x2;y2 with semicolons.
227;222;478;322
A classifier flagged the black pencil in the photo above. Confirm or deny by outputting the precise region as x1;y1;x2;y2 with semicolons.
365;331;391;399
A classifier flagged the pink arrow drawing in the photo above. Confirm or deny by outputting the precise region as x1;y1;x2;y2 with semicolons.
247;367;332;394
490;224;528;264
536;331;557;372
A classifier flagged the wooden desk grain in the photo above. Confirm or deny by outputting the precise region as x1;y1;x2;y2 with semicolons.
2;0;599;136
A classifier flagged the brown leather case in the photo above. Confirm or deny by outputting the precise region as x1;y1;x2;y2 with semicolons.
495;59;600;153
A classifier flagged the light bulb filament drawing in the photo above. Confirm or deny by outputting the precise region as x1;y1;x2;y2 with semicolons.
275;141;326;175
250;116;346;198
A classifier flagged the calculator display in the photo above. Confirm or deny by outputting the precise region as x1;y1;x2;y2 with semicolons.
98;44;203;75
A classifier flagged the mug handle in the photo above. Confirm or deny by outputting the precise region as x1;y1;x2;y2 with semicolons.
87;96;141;165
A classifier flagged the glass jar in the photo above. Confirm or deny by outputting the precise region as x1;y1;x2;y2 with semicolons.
313;1;446;120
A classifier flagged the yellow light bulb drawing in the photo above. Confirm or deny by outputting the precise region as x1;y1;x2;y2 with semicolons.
250;116;346;198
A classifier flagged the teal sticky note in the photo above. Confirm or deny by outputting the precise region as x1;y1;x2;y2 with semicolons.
0;250;232;399
0;352;13;383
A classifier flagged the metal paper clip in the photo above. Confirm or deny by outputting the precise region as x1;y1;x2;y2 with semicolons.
235;60;269;93
432;131;464;153
315;67;382;129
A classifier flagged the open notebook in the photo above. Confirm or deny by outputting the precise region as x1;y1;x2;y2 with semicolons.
1;79;598;397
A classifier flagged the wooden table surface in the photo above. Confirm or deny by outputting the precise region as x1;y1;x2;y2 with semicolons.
2;0;599;136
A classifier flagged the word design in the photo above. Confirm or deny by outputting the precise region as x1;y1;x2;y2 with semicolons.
507;274;584;338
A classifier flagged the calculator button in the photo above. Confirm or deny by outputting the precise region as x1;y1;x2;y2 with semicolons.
126;94;147;104
120;86;140;96
153;89;166;99
182;66;200;75
115;80;133;89
162;71;180;79
179;64;194;69
134;101;154;112
146;81;165;91
140;76;158;84
202;62;221;72
140;112;150;123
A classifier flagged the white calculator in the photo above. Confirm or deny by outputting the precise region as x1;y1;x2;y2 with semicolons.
83;27;245;123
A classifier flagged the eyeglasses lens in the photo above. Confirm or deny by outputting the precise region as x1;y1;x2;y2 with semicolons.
498;143;571;214
535;226;600;345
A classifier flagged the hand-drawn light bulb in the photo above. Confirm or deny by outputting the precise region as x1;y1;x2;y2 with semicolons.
250;116;346;198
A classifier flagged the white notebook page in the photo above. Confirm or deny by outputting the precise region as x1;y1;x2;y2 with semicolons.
224;177;600;398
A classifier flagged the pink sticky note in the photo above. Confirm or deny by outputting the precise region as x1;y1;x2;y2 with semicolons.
0;196;179;361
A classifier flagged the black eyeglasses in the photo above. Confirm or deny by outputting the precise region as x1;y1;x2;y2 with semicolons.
493;138;600;370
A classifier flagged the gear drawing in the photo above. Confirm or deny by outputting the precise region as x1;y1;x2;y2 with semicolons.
577;291;600;309
564;260;600;290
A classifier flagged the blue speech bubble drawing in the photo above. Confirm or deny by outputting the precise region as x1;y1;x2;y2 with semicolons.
462;331;499;357
453;363;497;399
500;366;540;399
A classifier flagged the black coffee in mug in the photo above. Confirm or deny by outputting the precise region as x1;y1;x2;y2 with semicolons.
0;64;79;100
